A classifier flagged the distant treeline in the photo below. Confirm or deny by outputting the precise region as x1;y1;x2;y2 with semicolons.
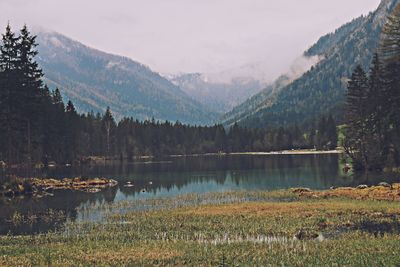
344;6;400;171
0;24;338;165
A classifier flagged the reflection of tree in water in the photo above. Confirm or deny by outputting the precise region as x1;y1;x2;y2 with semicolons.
0;186;118;235
117;155;349;194
2;155;397;235
118;171;228;197
226;155;332;189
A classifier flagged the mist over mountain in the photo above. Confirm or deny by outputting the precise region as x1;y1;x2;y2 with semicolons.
35;31;217;124
220;55;321;126
169;73;264;114
222;0;399;129
169;54;320;115
31;0;395;129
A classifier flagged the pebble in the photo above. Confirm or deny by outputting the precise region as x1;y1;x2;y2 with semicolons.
378;182;392;188
356;185;369;190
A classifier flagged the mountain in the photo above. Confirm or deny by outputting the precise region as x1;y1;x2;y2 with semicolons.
169;73;264;113
35;31;216;124
220;56;320;126
222;0;399;128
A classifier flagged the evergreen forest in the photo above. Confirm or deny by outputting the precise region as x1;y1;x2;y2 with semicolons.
0;25;338;166
344;5;400;171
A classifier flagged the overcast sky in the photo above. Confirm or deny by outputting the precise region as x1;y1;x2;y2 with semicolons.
0;0;381;79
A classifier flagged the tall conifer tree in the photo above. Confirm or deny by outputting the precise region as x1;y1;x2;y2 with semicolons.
380;4;400;166
16;25;44;162
344;65;369;169
0;24;19;163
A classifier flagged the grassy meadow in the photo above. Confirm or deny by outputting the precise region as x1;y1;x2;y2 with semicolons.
1;188;400;266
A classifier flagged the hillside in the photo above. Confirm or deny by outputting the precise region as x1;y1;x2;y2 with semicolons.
220;55;320;126
222;0;399;128
35;31;216;124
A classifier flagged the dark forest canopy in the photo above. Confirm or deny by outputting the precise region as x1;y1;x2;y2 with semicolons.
344;4;400;171
0;24;338;165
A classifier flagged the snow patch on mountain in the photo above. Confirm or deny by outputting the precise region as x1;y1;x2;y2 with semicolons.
106;61;122;69
49;36;64;48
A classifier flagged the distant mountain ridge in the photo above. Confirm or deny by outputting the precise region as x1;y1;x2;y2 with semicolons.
35;31;217;124
169;73;264;113
222;0;399;128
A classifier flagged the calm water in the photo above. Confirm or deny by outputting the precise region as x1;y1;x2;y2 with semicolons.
0;154;398;234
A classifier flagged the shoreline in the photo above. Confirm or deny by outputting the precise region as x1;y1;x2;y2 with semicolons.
0;149;344;169
169;149;343;158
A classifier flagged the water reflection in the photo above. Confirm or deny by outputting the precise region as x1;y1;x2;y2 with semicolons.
0;154;398;234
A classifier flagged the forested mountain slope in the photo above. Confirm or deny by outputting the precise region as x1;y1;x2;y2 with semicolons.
35;31;216;124
222;0;399;128
220;60;317;127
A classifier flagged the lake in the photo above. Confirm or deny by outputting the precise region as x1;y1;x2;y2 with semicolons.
0;153;397;235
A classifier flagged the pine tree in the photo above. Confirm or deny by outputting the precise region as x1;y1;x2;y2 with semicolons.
380;4;400;113
365;53;387;168
214;125;226;152
380;4;400;167
0;24;20;163
368;54;386;119
16;25;44;163
102;107;116;157
42;88;66;163
316;116;327;150
64;100;80;163
344;65;369;169
326;115;338;150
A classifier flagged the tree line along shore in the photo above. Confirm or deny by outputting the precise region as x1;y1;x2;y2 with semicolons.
0;24;338;168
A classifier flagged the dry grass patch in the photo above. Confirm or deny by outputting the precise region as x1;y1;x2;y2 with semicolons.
79;246;182;264
298;184;400;201
176;201;400;217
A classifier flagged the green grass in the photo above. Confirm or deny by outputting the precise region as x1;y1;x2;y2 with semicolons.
1;190;400;266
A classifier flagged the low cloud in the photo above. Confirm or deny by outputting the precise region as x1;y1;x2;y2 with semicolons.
0;0;380;78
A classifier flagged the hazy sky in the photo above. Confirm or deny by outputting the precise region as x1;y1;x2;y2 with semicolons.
0;0;381;78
